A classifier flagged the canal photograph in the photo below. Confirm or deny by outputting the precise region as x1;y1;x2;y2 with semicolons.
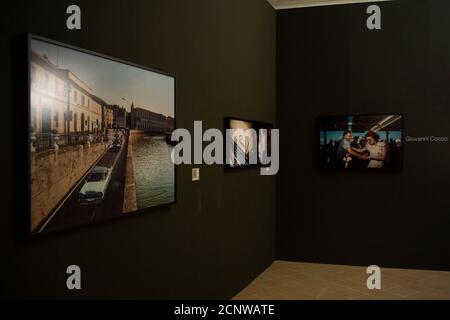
131;134;175;211
29;35;175;234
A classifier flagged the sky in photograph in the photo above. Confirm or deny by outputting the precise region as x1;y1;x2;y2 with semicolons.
31;39;174;117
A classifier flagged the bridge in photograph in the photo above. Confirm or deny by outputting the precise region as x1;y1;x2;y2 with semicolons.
38;135;129;233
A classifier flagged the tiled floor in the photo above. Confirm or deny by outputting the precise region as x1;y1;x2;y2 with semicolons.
233;261;450;300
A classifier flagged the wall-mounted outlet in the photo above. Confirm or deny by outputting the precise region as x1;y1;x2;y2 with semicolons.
192;168;200;181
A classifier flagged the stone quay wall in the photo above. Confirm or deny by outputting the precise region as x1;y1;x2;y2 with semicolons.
31;143;107;231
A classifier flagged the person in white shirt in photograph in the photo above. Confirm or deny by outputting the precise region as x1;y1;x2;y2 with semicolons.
351;131;386;169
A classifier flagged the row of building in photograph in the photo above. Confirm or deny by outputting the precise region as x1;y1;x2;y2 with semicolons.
130;104;174;133
30;50;174;151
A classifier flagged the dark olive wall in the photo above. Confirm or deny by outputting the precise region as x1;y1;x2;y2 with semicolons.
277;0;450;271
0;0;276;299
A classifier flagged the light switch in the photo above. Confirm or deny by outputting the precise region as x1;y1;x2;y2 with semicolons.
192;168;200;181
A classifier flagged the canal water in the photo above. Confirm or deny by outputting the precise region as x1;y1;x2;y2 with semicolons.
131;134;175;210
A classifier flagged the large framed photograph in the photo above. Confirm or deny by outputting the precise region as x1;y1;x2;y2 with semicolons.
224;117;273;168
319;114;403;170
28;35;176;235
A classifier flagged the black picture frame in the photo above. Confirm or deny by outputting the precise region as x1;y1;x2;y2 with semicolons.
28;34;177;236
318;113;404;172
223;116;273;169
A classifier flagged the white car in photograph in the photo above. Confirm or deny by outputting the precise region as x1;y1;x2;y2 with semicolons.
79;166;112;204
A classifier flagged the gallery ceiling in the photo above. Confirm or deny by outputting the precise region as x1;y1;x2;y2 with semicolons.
267;0;392;10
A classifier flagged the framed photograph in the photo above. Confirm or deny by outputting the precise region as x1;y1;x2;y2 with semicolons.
28;34;176;235
319;114;403;170
258;121;273;168
224;117;273;168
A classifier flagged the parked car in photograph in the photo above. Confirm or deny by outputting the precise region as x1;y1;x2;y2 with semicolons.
109;138;122;152
114;130;123;142
79;166;112;204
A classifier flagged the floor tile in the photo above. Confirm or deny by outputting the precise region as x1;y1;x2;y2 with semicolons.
233;261;450;300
